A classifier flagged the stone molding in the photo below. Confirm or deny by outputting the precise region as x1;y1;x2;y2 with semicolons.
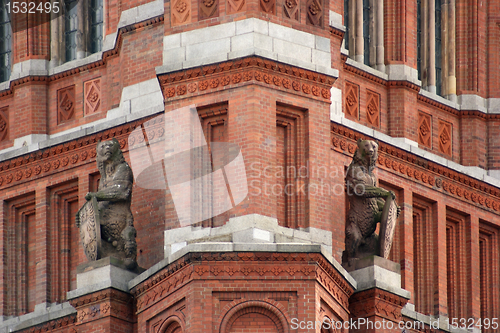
158;56;335;102
331;123;500;212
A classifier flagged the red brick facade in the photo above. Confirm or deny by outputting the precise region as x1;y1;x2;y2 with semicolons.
0;0;499;332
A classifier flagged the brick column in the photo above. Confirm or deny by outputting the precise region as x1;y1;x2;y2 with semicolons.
11;83;48;139
459;115;487;168
435;199;448;316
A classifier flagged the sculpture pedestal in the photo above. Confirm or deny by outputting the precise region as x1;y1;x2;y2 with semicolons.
67;257;141;333
345;256;410;333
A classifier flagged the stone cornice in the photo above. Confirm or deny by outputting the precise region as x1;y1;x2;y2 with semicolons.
0;15;164;99
331;123;500;213
158;56;335;102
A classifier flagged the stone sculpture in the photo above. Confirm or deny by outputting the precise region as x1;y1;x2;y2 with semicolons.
76;138;138;271
343;139;400;264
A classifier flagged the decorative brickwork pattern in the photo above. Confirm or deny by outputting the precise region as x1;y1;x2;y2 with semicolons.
57;86;76;124
227;0;245;14
418;111;432;148
413;197;435;314
446;211;468;319
0;107;8;141
171;0;191;26
344;81;359;120
260;0;275;14
366;90;380;127
283;0;299;21
3;194;36;316
199;0;218;20
84;78;101;116
276;104;307;229
438;120;452;156
306;0;323;26
479;222;500;333
197;103;228;228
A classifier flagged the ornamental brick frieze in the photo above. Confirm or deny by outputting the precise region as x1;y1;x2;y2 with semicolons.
158;57;334;101
69;289;134;325
349;288;408;322
14;314;77;333
331;124;500;213
131;252;355;314
0;115;163;190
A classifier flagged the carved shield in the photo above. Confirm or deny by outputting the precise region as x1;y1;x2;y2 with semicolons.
379;197;398;259
76;196;101;261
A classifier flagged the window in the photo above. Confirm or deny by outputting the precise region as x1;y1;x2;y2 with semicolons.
51;0;104;65
362;0;370;66
435;0;442;96
344;0;349;50
0;0;11;82
89;0;104;53
65;0;78;62
343;0;383;71
417;0;421;81
417;0;454;98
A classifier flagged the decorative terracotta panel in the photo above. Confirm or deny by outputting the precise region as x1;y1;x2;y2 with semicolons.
171;0;191;26
306;0;323;26
417;111;431;148
366;90;380;127
283;0;299;20
58;86;75;124
227;0;245;14
438;120;452;156
0;107;8;141
199;0;218;20
84;78;101;116
260;0;275;14
344;81;359;120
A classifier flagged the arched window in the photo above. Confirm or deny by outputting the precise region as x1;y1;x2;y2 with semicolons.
0;0;11;82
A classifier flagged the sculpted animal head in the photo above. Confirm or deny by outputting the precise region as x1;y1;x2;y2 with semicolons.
96;138;125;174
354;139;378;169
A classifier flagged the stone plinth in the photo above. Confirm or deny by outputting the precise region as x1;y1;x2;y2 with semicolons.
67;257;140;333
346;256;410;333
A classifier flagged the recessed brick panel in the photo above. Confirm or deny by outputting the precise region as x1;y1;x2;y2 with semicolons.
199;0;218;20
57;86;76;124
417;111;432;148
0;107;8;141
438;119;452;156
171;0;191;26
283;0;299;20
344;81;359;120
366;90;380;127
260;0;276;14
84;78;101;116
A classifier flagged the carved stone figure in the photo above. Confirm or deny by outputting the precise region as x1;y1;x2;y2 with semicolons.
76;138;138;271
343;139;400;264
